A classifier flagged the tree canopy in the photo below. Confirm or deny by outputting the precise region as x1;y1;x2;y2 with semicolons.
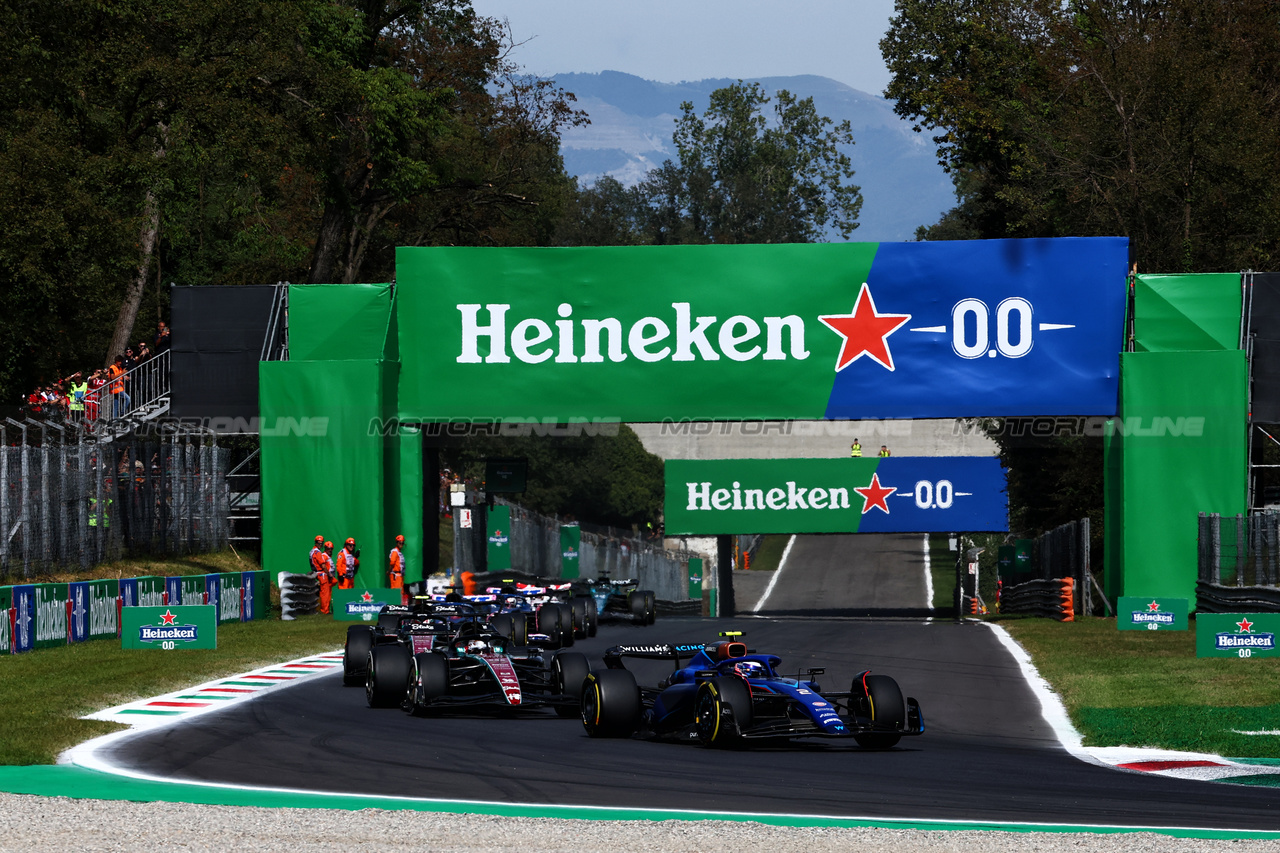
559;81;862;247
883;0;1280;272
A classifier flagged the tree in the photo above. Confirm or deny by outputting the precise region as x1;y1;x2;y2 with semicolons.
883;0;1280;271
630;82;862;245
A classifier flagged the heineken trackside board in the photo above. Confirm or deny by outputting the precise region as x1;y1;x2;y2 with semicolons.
121;606;217;650
664;457;1008;535
1197;613;1280;658
1117;597;1188;631
396;239;1128;422
331;588;400;622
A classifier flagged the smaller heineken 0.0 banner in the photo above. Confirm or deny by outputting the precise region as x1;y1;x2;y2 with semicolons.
560;523;581;579
664;457;1008;535
122;606;218;650
332;588;399;621
1118;597;1188;631
688;557;704;600
1197;613;1280;658
487;504;513;571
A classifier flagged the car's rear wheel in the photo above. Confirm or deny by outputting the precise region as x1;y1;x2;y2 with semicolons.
537;604;563;647
695;676;753;747
365;645;412;708
556;602;575;647
582;669;642;737
643;590;656;625
406;652;448;716
852;674;905;749
627;590;646;623
343;626;374;685
570;597;589;638
552;651;590;718
584;597;598;637
491;613;515;642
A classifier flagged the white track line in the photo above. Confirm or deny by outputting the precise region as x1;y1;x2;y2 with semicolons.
922;534;934;611
752;534;796;612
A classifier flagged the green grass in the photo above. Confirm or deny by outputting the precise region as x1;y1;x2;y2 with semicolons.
1000;615;1280;758
750;534;791;573
1;551;349;765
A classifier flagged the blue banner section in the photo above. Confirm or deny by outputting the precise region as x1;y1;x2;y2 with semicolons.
12;585;34;653
826;237;1128;418
118;578;138;608
68;582;89;643
166;576;183;606
204;575;221;620
851;457;1008;533
240;572;256;621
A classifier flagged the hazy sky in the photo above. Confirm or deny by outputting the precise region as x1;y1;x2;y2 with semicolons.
469;0;899;95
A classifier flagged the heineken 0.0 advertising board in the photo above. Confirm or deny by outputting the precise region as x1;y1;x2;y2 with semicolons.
664;457;1008;535
688;557;704;600
396;239;1128;422
560;523;581;579
487;504;512;571
34;583;68;650
1118;597;1188;631
122;606;218;650
332;588;400;621
1197;613;1280;658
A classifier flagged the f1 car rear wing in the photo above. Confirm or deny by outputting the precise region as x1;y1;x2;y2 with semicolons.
603;642;709;664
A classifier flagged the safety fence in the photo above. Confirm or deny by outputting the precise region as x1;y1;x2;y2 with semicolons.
0;570;269;653
1196;512;1280;612
1021;518;1101;617
0;434;229;579
454;499;701;602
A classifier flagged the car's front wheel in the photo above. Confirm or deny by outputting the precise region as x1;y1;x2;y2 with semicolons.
582;669;642;737
852;673;905;749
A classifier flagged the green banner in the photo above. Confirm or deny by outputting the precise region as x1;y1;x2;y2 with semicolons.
180;576;206;607
138;576;164;607
487;505;512;571
33;584;67;649
0;587;10;653
217;573;242;623
331;587;399;622
122;605;218;650
688;557;704;600
560;524;581;579
287;283;392;361
1134;274;1242;353
1117;597;1188;631
1197;613;1280;658
1118;350;1247;601
87;580;119;640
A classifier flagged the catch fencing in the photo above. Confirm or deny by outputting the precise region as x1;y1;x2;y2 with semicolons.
1197;512;1280;612
0;432;229;578
455;499;700;602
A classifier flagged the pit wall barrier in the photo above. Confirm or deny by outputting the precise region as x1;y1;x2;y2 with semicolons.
0;570;269;653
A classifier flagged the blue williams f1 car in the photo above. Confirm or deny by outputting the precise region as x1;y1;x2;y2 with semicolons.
581;632;923;748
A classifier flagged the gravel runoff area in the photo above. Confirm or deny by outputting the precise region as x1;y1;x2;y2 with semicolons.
1;794;1277;852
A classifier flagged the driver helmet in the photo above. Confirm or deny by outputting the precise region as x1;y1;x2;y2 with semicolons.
465;639;490;654
733;660;764;679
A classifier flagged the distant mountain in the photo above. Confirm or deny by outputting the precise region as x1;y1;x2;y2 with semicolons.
550;71;956;243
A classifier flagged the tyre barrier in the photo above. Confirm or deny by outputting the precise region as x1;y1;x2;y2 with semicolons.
999;577;1075;621
1196;581;1280;614
279;572;320;620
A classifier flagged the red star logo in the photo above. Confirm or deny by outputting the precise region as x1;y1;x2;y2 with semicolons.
1237;617;1254;633
854;473;895;514
818;283;912;372
160;609;177;625
361;591;374;602
1147;600;1161;612
494;529;503;537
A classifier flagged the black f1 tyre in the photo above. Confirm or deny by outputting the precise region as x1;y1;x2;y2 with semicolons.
536;604;564;647
551;651;590;718
406;653;449;716
643;590;656;625
556;602;575;647
343;626;375;685
852;673;906;749
582;669;642;737
570;597;589;639
491;613;516;643
695;676;753;747
627;590;647;623
365;645;413;708
584;596;598;637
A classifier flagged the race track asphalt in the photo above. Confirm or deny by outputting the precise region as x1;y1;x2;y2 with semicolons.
94;535;1280;831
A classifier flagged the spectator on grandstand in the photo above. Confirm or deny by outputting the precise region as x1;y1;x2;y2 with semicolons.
155;321;171;353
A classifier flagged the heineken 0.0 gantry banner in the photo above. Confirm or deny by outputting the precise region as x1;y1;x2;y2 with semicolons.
664;457;1008;535
396;239;1128;422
